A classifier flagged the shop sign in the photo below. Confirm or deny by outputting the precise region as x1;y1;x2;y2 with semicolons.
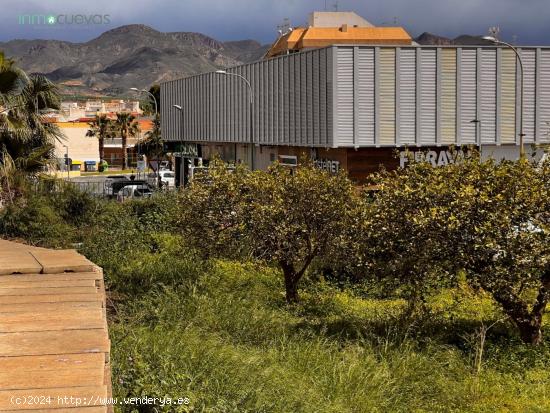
315;159;340;173
399;148;469;168
174;143;199;157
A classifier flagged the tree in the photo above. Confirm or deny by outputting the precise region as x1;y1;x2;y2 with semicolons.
1;50;64;201
363;158;462;307
141;114;163;174
114;112;140;169
86;114;114;162
179;159;361;303
368;152;550;344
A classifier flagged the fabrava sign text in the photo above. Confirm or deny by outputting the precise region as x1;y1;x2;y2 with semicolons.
399;149;469;168
314;159;340;173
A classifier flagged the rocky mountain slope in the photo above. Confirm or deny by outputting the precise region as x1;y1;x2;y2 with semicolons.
415;32;495;46
0;25;269;96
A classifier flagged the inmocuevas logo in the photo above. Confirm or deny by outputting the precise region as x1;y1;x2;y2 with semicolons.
18;14;111;25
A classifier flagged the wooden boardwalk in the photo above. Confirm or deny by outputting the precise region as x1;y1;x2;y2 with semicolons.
0;240;111;412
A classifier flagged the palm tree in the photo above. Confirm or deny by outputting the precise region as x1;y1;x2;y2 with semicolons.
86;114;113;162
2;74;64;176
114;112;140;169
141;114;163;184
1;50;64;201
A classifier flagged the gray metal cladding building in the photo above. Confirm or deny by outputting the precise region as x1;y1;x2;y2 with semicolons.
161;44;550;181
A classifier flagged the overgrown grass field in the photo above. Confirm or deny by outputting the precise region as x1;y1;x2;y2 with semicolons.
108;256;550;412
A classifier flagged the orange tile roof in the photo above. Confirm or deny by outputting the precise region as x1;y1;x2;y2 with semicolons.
298;27;412;47
265;26;412;58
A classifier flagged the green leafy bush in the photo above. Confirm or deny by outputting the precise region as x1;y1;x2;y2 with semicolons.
0;194;74;247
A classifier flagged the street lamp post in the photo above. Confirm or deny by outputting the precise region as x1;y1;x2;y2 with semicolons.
470;119;481;155
130;88;158;171
62;144;69;180
482;35;525;158
130;87;158;117
215;70;255;170
173;104;185;187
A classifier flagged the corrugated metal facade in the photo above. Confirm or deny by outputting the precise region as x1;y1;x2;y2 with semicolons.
161;45;550;147
161;47;334;147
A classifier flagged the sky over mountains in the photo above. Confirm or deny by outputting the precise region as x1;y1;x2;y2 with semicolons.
1;0;549;45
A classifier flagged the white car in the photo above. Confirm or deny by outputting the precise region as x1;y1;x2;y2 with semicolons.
158;170;175;188
117;184;153;202
147;171;175;188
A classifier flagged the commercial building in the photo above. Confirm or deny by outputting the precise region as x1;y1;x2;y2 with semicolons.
160;13;550;184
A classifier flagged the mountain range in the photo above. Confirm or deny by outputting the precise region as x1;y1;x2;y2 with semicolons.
0;25;493;97
0;24;269;96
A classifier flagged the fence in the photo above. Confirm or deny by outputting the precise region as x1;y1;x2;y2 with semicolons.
33;177;173;201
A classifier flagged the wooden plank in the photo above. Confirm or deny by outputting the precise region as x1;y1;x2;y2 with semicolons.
0;386;107;410
0;353;105;372
0;368;104;391
0;309;105;333
0;354;105;391
0;301;103;314
0;329;110;357
0;287;98;297
0;273;101;283
0;408;107;413
0;294;103;305
0;252;42;276
29;251;95;274
0;280;96;289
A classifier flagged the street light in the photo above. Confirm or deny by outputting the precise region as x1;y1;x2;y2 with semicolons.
215;70;255;170
62;144;69;180
173;104;185;187
130;87;158;117
482;35;525;158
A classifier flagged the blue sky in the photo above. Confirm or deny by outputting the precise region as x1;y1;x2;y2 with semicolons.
0;0;548;45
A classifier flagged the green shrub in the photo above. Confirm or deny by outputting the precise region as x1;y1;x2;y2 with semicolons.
0;194;74;247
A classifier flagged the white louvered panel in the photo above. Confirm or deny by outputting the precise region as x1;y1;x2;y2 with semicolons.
379;48;396;145
539;50;550;143
480;49;496;144
521;49;536;143
440;49;457;144
336;47;355;146
356;48;375;145
500;50;516;144
398;49;416;145
420;48;436;145
460;49;477;144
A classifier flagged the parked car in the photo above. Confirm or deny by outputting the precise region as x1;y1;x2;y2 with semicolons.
147;171;175;188
117;184;153;202
104;175;127;196
158;170;175;188
108;179;149;199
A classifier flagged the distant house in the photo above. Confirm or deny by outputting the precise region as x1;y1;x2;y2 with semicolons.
52;117;153;170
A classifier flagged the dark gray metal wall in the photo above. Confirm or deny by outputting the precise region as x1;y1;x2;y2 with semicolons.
161;47;334;147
